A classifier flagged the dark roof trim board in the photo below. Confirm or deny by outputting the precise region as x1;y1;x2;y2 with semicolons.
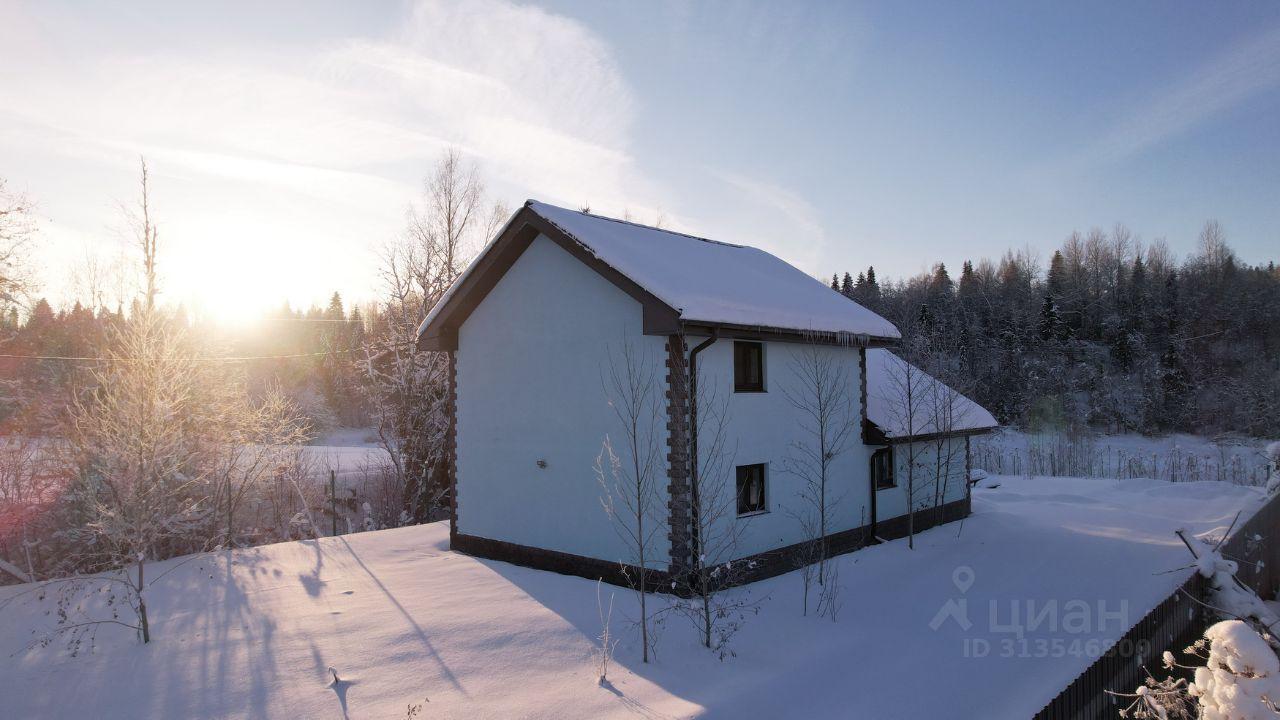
679;322;899;348
418;206;681;351
865;422;997;445
418;201;901;351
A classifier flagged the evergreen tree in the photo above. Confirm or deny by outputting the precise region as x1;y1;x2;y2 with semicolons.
917;302;933;332
1038;294;1062;341
1047;251;1066;299
325;291;345;320
27;298;54;329
1159;343;1191;430
931;263;953;295
840;272;854;297
1129;255;1148;331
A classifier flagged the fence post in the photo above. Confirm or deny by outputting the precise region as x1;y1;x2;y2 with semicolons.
330;470;337;537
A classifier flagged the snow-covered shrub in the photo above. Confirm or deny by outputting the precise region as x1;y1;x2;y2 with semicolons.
1189;536;1280;634
1117;622;1280;720
1117;650;1198;719
968;468;989;487
1192;620;1280;719
351;460;409;530
1119;529;1280;718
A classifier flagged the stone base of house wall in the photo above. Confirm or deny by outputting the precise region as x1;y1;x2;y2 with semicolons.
445;351;459;546
449;496;969;595
728;495;971;586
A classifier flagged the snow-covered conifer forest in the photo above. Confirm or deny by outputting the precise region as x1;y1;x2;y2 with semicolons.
828;220;1279;438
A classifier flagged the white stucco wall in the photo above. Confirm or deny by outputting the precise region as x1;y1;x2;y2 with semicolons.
455;234;669;568
691;340;875;559
692;341;971;560
872;438;970;521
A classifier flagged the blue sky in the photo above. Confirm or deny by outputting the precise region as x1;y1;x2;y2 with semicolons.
1;1;1277;318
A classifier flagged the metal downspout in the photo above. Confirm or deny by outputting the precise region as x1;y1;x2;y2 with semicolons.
687;331;718;574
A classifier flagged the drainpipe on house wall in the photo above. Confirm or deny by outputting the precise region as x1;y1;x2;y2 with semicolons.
868;454;879;543
687;331;718;576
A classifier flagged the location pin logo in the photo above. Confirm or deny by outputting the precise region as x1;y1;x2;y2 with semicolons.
952;565;975;594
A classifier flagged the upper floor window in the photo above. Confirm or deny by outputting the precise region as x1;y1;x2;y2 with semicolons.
736;463;768;516
871;447;895;490
734;341;765;392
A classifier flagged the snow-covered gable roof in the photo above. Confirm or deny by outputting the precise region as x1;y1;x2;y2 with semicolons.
418;200;900;347
865;348;998;440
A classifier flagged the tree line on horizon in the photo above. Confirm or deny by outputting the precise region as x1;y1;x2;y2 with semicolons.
831;221;1280;437
4;195;1277;443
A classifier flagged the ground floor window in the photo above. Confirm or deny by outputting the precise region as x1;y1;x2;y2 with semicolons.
736;463;767;515
871;447;895;489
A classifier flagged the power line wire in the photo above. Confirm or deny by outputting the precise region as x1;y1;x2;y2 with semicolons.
0;347;369;363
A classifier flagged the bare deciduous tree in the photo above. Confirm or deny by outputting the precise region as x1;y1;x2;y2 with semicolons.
207;387;310;547
36;160;307;647
118;158;161;312
62;310;212;643
0;435;56;581
362;148;507;523
0;177;36;313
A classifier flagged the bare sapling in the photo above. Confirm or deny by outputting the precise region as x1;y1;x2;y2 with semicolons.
879;339;930;549
596;338;666;662
671;350;763;659
926;375;971;515
594;580;617;687
781;342;857;615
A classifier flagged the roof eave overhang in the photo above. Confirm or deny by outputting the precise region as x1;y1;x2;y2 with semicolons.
879;426;999;445
677;321;899;348
416;205;680;352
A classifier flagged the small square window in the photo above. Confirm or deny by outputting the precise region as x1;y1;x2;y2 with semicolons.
871;447;895;490
736;463;767;516
734;341;764;392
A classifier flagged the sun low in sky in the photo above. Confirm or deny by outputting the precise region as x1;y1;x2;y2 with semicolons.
2;1;1278;323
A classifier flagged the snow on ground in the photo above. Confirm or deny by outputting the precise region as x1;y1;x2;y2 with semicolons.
302;428;390;483
0;476;1265;719
975;429;1274;486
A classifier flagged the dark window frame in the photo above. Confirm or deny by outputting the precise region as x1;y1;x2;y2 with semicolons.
733;341;766;393
871;447;895;490
735;463;768;516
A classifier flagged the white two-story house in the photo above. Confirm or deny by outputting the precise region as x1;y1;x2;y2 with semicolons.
417;200;996;589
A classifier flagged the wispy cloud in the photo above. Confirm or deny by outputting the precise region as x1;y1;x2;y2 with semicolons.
0;0;665;309
1086;23;1280;165
706;170;828;272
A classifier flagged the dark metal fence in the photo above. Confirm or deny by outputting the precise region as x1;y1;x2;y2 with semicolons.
1033;492;1280;720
